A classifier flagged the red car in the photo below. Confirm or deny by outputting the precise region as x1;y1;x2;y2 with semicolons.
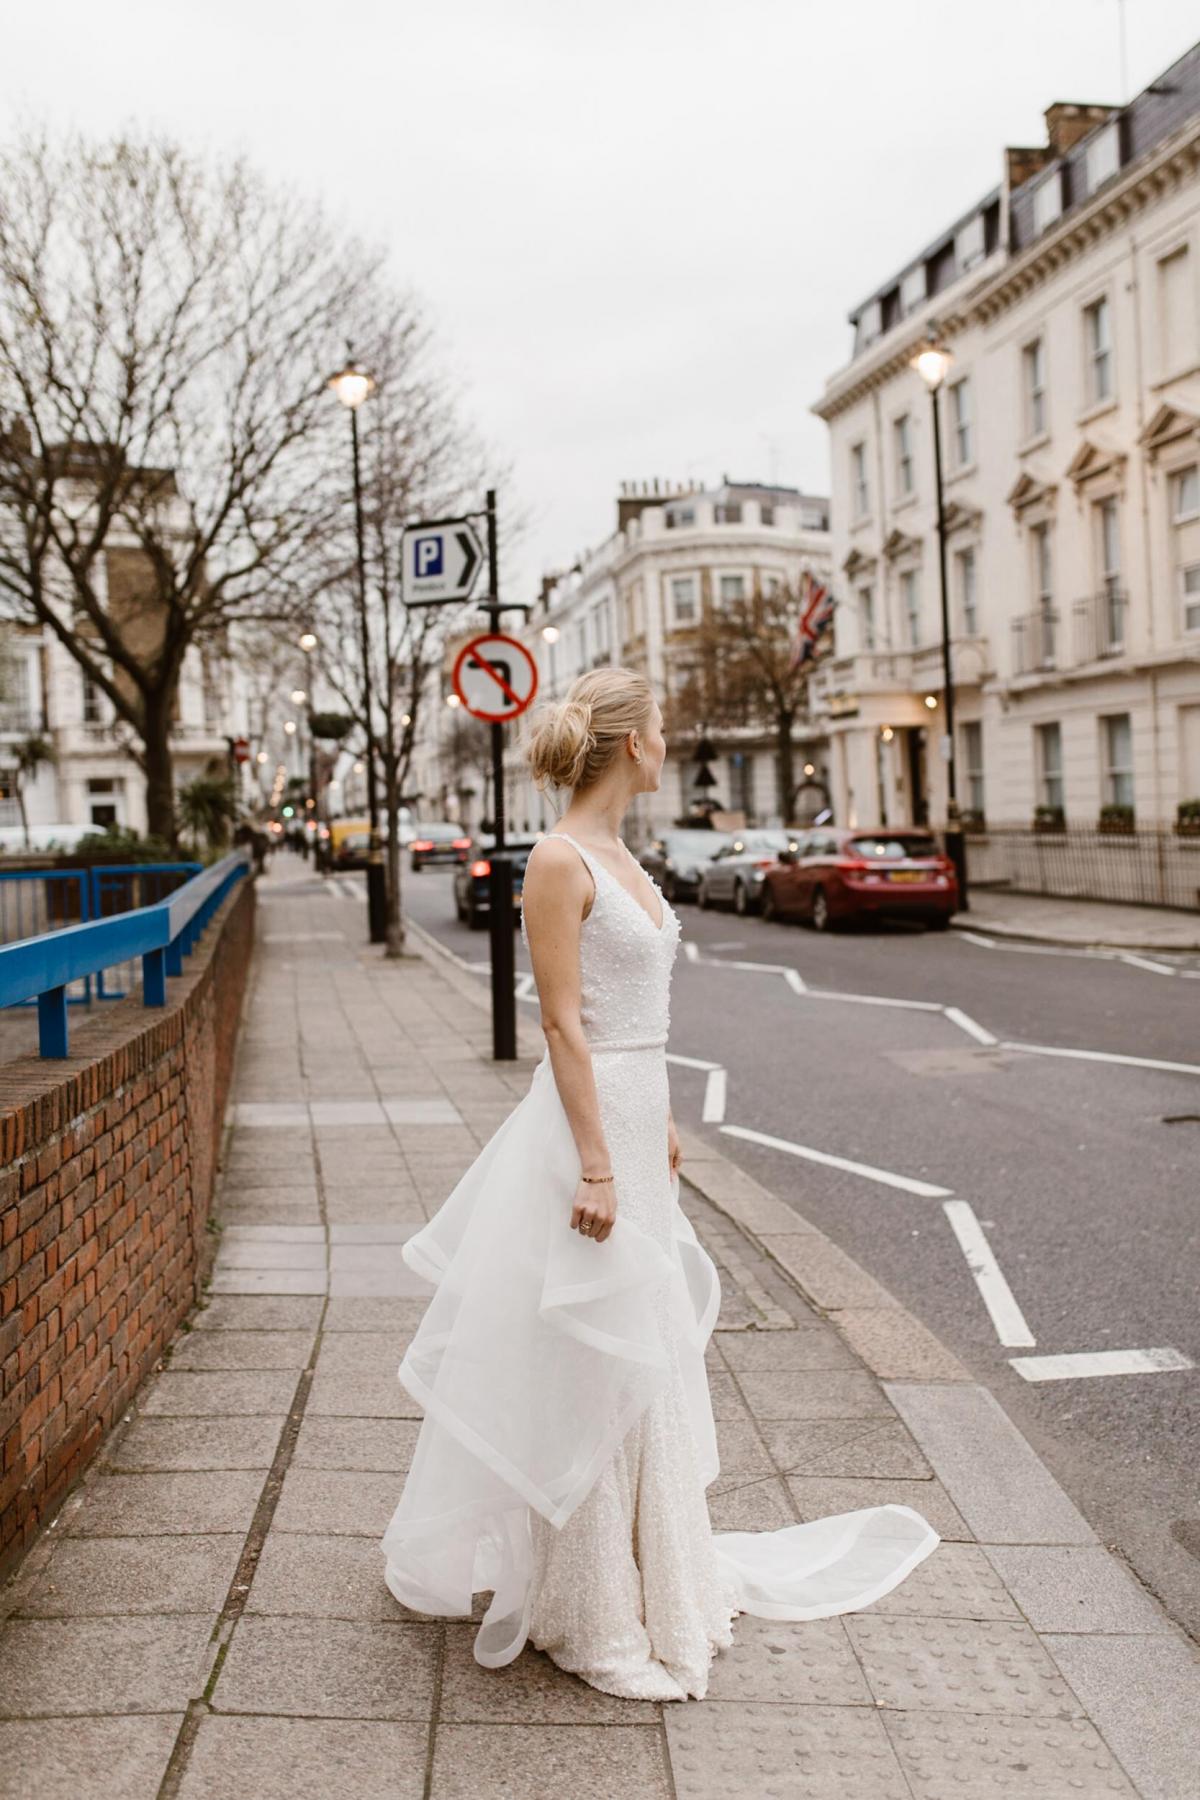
760;828;958;931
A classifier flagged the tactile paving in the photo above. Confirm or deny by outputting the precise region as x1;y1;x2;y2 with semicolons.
845;1615;1083;1717
706;1616;870;1706
883;1709;1138;1796
666;1701;910;1800
867;1543;1021;1620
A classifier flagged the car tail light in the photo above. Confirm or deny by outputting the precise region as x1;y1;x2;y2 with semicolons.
470;859;491;878
452;837;471;849
835;858;870;873
753;858;774;869
412;839;434;852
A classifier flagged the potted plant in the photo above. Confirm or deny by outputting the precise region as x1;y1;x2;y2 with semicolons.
1097;802;1135;834
1176;799;1200;837
1033;804;1066;833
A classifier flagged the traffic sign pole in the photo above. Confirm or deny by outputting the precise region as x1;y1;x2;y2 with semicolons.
482;490;516;1061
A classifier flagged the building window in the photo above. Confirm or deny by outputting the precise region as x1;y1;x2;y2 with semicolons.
949;378;973;468
82;673;104;725
668;575;698;627
1096;497;1121;592
718;573;746;605
901;265;926;313
1182;565;1200;634
714;502;743;525
851;443;870;519
858;585;876;651
900;570;920;647
761;573;783;598
893;413;914;497
1171;464;1200;522
955;546;978;634
1033;170;1062;234
1158;245;1196;377
87;776;122;830
1036;722;1063;812
1084;296;1113;405
961;720;985;816
1085;122;1120;193
1023;338;1046;439
956;213;985;271
665;505;695;530
760;502;776;526
1102;713;1134;809
1030;521;1055;666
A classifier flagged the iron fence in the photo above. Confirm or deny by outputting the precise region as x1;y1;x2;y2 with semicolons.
962;825;1200;911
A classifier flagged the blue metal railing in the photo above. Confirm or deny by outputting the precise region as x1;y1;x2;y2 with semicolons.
0;850;251;1058
0;862;203;1005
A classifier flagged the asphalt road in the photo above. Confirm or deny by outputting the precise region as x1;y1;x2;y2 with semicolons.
383;863;1200;1642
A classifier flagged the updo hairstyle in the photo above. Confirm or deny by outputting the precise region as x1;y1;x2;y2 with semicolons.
524;667;654;793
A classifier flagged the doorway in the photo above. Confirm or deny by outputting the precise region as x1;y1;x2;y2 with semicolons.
904;728;929;827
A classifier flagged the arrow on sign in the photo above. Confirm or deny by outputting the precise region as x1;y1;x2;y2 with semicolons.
402;517;485;607
457;530;480;594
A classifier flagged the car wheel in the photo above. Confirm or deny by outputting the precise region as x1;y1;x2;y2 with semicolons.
760;885;779;924
811;886;832;932
733;880;748;916
454;892;466;922
662;873;677;903
927;915;952;932
697;880;710;910
467;898;485;930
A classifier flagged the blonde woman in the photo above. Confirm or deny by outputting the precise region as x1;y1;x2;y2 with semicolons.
380;667;937;1700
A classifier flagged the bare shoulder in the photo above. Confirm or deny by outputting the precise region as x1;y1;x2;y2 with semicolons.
522;835;592;917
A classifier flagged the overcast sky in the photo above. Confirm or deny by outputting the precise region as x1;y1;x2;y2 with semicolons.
4;1;1198;600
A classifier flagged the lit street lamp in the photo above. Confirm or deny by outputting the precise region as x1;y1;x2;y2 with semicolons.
910;327;968;909
328;352;386;941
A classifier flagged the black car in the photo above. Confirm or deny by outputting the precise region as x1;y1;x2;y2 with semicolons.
410;822;471;871
453;834;542;929
638;829;732;902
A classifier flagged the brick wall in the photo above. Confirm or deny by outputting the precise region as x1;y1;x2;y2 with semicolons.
0;878;255;1575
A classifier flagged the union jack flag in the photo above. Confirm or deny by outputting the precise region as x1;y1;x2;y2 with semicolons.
789;570;835;671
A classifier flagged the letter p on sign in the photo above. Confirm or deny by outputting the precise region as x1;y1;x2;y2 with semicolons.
415;536;444;578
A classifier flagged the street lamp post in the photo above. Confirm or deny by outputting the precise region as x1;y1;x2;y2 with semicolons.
328;355;386;942
911;329;968;910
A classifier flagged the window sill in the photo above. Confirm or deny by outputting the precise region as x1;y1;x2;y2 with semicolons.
891;492;918;514
1076;396;1118;428
1018;431;1051;457
1150;361;1200;391
850;514;874;533
944;461;977;488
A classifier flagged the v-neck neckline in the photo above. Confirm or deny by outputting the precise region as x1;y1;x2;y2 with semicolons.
548;832;666;933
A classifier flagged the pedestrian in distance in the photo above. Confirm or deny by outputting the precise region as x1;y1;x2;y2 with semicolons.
380;666;938;1699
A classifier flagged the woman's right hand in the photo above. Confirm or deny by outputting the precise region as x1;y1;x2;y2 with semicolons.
571;1176;617;1244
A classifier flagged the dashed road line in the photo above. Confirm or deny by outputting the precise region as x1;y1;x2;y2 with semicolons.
942;1199;1037;1349
1010;1347;1194;1382
1000;1040;1200;1079
943;1005;998;1047
702;1068;727;1124
720;1123;954;1199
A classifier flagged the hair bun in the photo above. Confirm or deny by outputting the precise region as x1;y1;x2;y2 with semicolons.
525;697;595;792
523;666;654;794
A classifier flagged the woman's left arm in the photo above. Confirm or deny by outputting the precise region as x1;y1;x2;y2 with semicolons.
667;1108;682;1178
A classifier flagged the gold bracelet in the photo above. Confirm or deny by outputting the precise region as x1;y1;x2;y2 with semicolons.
580;1172;614;1184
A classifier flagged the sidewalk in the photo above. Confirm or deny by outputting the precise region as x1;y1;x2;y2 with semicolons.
952;888;1200;952
3;857;1197;1799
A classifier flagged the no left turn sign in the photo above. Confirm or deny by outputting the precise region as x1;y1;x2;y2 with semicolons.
452;633;539;723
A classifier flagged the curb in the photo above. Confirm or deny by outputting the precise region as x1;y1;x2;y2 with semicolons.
950;914;1200;954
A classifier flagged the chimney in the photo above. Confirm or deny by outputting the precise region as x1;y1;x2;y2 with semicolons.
1044;101;1113;157
1005;145;1052;192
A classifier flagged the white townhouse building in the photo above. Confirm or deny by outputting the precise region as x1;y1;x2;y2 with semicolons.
812;42;1200;862
511;479;832;845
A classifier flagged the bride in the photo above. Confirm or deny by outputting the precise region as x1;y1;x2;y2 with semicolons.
380;666;938;1701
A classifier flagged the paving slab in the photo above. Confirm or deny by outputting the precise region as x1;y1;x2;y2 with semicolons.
882;1709;1139;1797
177;1716;428;1800
707;1475;798;1530
429;1723;671;1800
190;1294;324;1332
786;1476;971;1542
665;1702;911;1800
67;1471;267;1537
244;1531;416;1621
765;1418;933;1480
0;1615;213;1715
271;1467;401;1536
168;1329;316;1372
211;1615;436;1719
13;1532;243;1617
139;1370;300;1416
106;1416;282;1473
212;1240;327;1269
865;1542;1021;1621
0;1716;183;1800
845;1614;1083;1717
292;1416;420;1473
984;1543;1176;1635
1044;1632;1200;1800
714;1327;857;1371
737;1370;897;1421
313;1330;411;1374
705;1614;870;1705
439;1624;658;1723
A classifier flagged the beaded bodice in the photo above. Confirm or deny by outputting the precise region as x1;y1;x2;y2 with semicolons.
521;831;681;1051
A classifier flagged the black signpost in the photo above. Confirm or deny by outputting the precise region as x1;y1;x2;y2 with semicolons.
403;488;533;1062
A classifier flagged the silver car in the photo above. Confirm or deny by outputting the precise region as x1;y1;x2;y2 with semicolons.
638;829;733;903
697;830;801;915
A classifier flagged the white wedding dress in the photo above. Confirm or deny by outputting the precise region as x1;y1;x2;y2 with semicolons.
380;831;938;1700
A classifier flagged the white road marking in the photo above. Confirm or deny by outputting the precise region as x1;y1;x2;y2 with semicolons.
783;968;808;995
942;1200;1036;1348
720;1124;953;1199
515;972;536;999
702;1068;727;1123
1118;954;1176;976
666;1051;723;1072
943;1006;998;1047
1001;1040;1200;1079
804;988;945;1012
682;940;700;962
1010;1347;1194;1381
957;930;997;949
727;958;802;974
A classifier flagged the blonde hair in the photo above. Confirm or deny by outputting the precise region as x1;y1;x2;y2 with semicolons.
525;666;655;793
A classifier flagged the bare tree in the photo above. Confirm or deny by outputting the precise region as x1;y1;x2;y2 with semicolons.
0;127;431;843
666;578;828;823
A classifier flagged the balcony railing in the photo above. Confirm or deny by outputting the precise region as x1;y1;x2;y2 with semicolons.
1011;608;1058;674
1073;587;1127;663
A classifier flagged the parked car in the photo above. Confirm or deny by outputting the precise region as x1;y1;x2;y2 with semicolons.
760;828;958;931
697;830;802;915
454;834;542;928
410;822;471;870
329;811;416;870
638;829;733;902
